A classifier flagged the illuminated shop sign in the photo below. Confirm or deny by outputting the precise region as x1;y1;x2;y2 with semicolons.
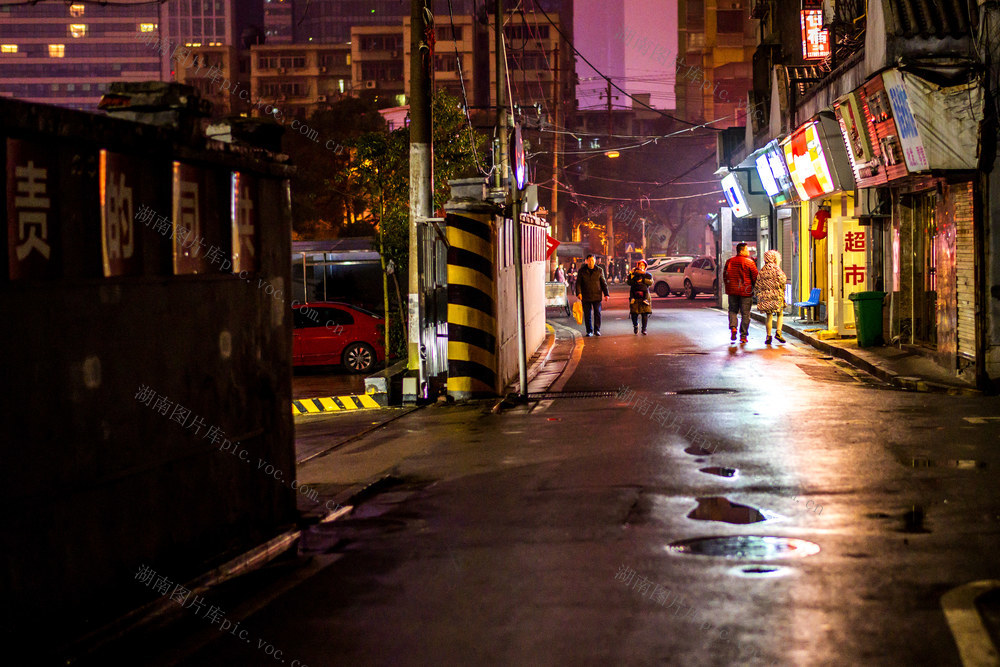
781;114;854;201
721;173;750;218
753;140;795;206
720;168;770;219
800;9;830;60
782;121;835;200
755;153;778;196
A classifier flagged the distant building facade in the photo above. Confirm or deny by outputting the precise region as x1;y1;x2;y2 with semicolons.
0;1;164;110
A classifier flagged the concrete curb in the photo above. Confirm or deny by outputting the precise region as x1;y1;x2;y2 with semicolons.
63;528;300;663
747;310;980;396
501;322;558;396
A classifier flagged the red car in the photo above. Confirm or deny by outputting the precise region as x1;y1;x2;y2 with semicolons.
292;302;386;373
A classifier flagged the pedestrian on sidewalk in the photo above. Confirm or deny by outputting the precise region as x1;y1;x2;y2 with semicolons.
627;259;653;335
756;249;787;345
575;254;609;336
723;242;759;344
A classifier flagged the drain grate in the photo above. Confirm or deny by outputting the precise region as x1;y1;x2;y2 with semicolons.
657;352;710;356
526;390;619;400
665;388;740;395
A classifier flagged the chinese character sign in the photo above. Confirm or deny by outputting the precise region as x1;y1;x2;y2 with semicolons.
172;162;210;274
7;139;56;279
100;150;140;277
800;10;830;60
881;70;929;172
843;229;866;288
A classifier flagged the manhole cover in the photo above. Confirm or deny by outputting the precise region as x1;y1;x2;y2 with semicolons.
666;535;820;559
526;390;618;400
700;466;738;478
665;388;739;395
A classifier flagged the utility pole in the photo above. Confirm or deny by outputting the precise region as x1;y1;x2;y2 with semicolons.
549;43;560;276
494;0;508;190
605;77;614;266
409;0;433;394
494;0;527;398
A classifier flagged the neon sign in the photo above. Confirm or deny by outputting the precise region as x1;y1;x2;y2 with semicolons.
800;10;830;60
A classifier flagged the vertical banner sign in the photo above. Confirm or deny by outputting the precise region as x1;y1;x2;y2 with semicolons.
800;1;830;60
7;138;56;279
100;150;139;277
843;228;867;289
231;171;257;273
172;161;209;274
881;70;929;172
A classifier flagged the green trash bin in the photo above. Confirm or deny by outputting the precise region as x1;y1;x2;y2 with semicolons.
848;291;886;347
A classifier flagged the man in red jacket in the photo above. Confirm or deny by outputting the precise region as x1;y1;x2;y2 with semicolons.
723;243;759;344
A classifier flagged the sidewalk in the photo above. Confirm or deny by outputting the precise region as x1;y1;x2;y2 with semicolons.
748;308;980;396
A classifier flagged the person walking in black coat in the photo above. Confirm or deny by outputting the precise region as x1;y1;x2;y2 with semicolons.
575;254;610;336
627;259;653;335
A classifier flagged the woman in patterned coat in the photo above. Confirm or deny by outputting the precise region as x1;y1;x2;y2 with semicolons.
756;249;787;344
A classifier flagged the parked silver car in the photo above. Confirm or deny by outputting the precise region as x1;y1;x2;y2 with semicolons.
682;255;718;299
651;259;691;297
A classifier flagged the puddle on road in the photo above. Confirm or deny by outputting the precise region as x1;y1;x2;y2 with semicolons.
687;497;776;524
667;535;821;559
700;466;738;478
685;446;715;456
907;458;988;470
902;506;930;533
729;565;790;578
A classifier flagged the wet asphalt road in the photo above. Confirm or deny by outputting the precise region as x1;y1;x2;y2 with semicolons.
98;288;1000;666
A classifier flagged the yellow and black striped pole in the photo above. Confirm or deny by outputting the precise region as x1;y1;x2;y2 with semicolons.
446;209;498;398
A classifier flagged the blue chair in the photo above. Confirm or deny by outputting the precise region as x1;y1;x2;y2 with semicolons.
793;288;822;321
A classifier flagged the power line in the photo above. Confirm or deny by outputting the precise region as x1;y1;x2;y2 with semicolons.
530;0;719;131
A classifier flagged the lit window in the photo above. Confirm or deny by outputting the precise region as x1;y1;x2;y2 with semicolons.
69;24;88;38
48;44;65;57
140;23;157;33
0;44;17;54
70;3;85;17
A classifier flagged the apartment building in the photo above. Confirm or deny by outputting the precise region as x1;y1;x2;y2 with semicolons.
251;42;353;119
0;1;163;110
350;25;406;104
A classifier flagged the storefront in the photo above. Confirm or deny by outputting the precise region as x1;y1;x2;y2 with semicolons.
781;111;857;335
834;67;983;379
